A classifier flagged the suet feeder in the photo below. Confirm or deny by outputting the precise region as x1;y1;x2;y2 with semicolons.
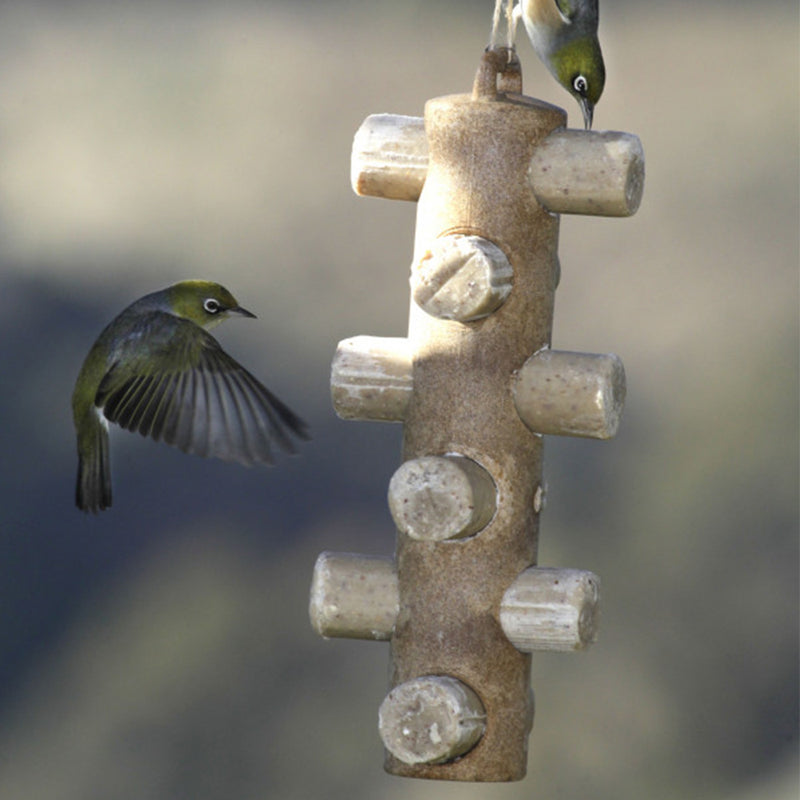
310;49;644;782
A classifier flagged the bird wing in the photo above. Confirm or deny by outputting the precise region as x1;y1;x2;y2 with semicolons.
552;0;578;24
96;314;308;466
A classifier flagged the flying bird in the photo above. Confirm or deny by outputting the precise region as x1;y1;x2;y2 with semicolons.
72;280;308;512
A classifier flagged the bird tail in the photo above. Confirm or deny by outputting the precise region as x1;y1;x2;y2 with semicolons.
76;422;112;512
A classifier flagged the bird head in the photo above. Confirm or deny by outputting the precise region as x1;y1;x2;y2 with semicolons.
165;280;256;329
551;35;605;129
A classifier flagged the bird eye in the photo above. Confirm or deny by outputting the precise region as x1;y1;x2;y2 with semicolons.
203;298;221;314
573;74;588;96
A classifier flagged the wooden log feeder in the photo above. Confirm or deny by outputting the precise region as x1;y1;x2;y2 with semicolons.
310;49;644;782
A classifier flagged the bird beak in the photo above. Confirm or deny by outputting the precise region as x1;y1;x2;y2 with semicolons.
579;97;594;130
231;305;257;319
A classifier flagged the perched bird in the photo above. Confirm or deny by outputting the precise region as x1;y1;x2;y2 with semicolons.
72;280;309;513
515;0;605;129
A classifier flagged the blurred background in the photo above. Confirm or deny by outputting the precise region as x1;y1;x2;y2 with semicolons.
0;0;796;797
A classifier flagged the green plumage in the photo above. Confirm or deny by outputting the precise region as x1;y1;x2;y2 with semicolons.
72;281;308;513
517;0;605;129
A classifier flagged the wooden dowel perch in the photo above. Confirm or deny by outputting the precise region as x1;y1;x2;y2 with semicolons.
310;552;601;652
309;552;398;641
330;335;412;421
379;676;488;766
351;114;427;201
331;342;625;439
388;454;497;541
314;48;644;784
514;349;626;439
352;117;644;216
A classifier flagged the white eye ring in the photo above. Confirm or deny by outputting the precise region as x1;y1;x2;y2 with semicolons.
573;75;588;95
203;298;221;314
